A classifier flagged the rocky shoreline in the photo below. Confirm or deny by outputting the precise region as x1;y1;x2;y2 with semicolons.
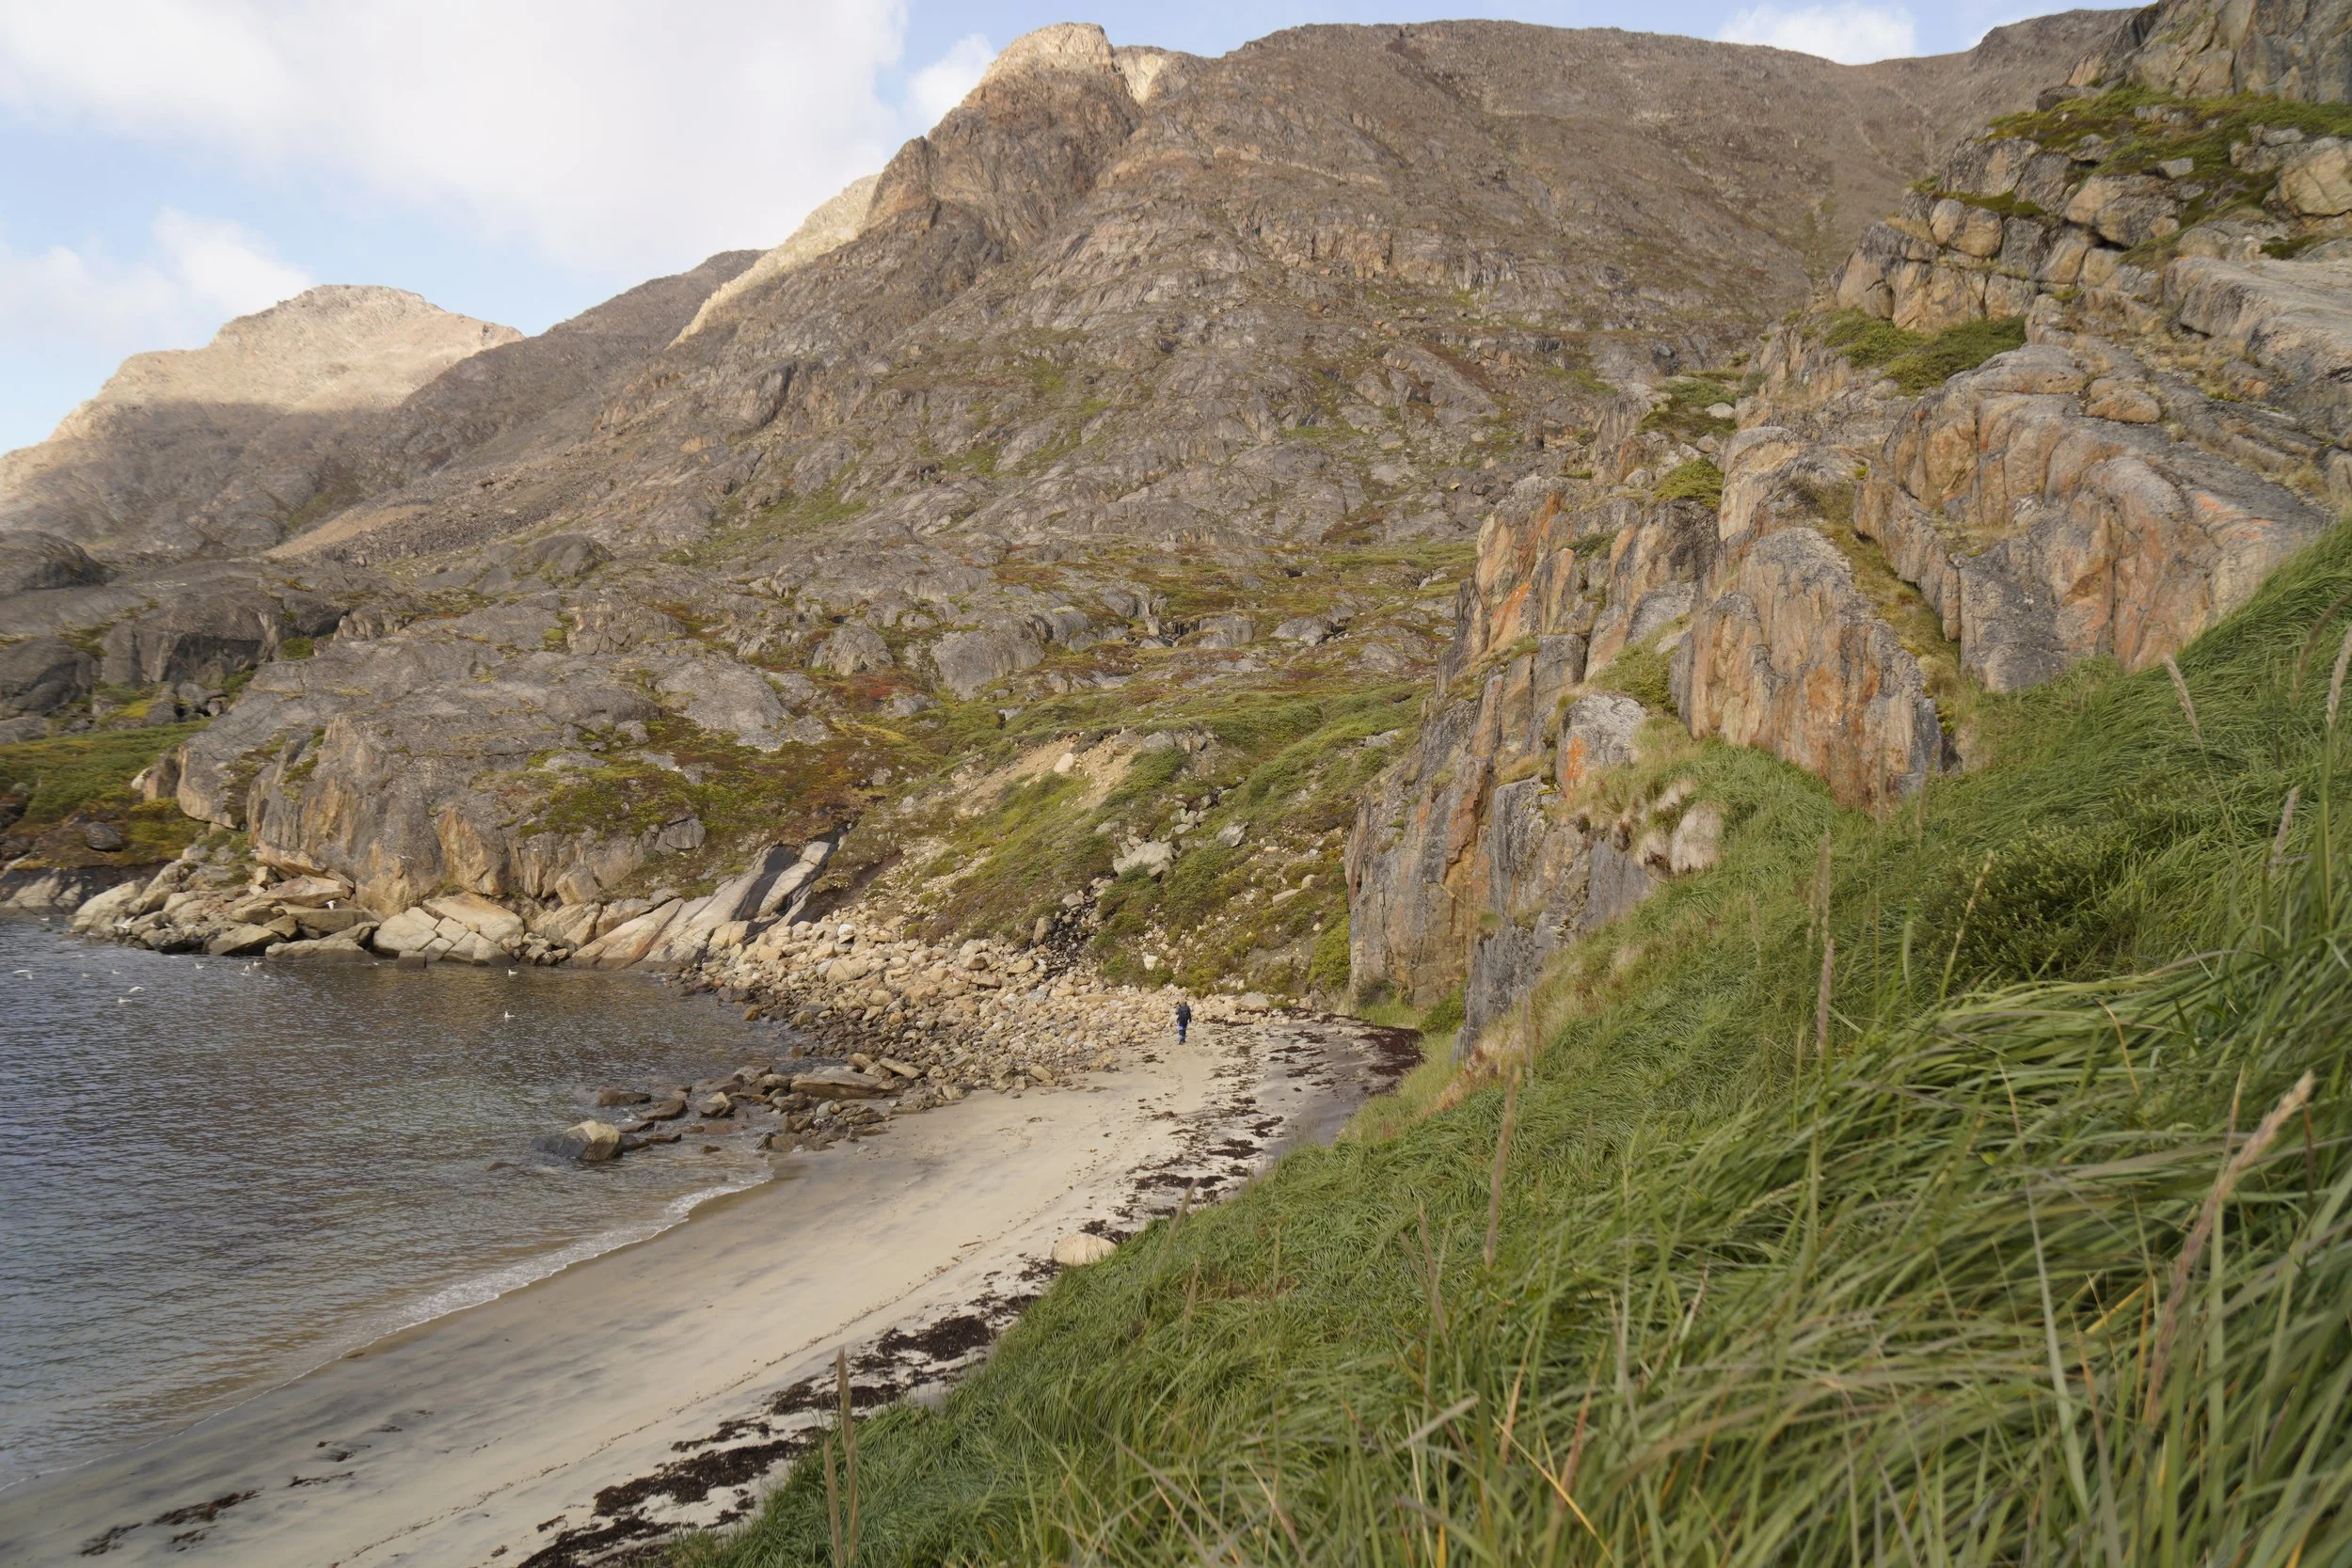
52;832;1288;1170
0;923;1416;1568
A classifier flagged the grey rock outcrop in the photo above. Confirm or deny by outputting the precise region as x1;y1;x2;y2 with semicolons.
930;627;1042;697
2073;0;2352;103
0;532;106;594
0;636;94;717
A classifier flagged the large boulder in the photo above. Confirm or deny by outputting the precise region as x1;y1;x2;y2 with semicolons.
1193;613;1256;649
2280;139;2352;217
0;532;108;595
100;589;287;689
421;891;526;943
790;1066;894;1100
814;623;892;674
535;1120;622;1163
520;534;610;584
267;930;376;960
929;627;1042;698
0;635;95;717
69;879;145;934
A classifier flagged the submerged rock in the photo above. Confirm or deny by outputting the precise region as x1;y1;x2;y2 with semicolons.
536;1120;622;1164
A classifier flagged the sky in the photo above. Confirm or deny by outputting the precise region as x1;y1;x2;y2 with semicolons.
0;0;2081;454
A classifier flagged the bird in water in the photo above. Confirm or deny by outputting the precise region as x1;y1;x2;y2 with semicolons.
502;1010;516;1021
506;968;518;977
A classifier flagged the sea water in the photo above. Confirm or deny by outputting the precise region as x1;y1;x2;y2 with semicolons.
0;915;778;1489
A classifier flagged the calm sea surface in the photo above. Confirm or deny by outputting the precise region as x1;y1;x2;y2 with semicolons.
0;915;779;1490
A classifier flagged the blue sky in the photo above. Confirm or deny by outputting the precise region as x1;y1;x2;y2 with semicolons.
0;0;2076;454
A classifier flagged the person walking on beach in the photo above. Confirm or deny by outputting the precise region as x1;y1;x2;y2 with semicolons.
1174;998;1192;1045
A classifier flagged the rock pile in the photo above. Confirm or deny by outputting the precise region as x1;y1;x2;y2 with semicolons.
69;854;380;958
677;919;1266;1102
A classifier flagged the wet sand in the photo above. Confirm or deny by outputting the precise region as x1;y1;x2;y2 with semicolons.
0;1013;1411;1566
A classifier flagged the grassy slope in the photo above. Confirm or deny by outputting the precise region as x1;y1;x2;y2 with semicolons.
686;520;2352;1564
0;723;209;865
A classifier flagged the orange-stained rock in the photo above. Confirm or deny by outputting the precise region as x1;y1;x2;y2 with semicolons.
1676;526;1947;810
1859;338;2328;690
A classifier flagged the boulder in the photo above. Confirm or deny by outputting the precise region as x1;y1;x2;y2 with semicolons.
521;534;610;585
1272;615;1331;645
532;902;602;949
642;1097;688;1120
1668;803;1724;875
267;931;376;960
2280;139;2352;216
2062;175;2180;248
205;923;280;956
697;1092;734;1117
69;880;145;934
444;930;504;965
0;636;96;718
815;623;893;674
82;822;126;852
1052;1232;1118;1266
569;897;688;969
0;531;107;595
1112;840;1174;878
536;1120;622;1164
791;1066;893;1100
594;1087;651;1106
930;626;1043;698
421;891;526;943
1193;613;1256;649
372;907;441;956
269;875;353;908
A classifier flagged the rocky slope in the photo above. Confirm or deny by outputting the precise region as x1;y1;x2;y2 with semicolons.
2;10;2164;1008
0;287;519;561
1348;0;2352;1056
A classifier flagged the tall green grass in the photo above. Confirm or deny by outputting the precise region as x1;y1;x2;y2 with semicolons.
677;525;2352;1567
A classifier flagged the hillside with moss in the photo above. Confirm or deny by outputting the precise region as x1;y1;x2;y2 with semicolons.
674;457;2352;1568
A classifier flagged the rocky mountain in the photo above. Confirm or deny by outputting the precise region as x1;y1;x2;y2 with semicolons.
26;6;2328;1036
1348;0;2352;1052
0;286;516;561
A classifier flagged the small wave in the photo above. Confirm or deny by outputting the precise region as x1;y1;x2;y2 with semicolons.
380;1174;771;1335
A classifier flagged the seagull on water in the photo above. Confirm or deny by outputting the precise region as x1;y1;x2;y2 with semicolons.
502;1010;516;1020
506;968;518;977
11;969;30;978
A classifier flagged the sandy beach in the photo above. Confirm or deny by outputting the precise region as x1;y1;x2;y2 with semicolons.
0;1011;1409;1567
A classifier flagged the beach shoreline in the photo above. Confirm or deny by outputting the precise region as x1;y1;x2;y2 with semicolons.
0;1008;1411;1567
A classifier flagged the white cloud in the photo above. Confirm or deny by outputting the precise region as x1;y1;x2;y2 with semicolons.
907;34;996;130
0;207;310;356
0;1;925;276
1719;3;1920;63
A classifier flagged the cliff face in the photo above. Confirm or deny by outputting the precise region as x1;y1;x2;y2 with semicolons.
1348;0;2352;1053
